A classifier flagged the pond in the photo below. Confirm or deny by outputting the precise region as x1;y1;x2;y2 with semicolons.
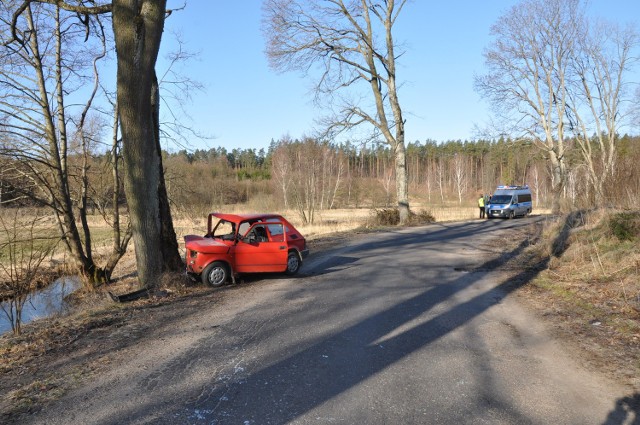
0;276;81;336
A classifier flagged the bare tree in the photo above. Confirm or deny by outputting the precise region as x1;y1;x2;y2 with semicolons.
452;154;467;205
270;136;294;210
112;0;184;285
6;0;183;288
0;208;57;335
477;0;640;211
566;21;639;205
435;159;446;204
0;2;132;285
273;138;321;224
476;0;583;213
263;0;411;223
271;137;346;223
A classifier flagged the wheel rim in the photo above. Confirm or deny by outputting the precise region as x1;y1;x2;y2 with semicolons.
207;266;226;285
287;254;300;273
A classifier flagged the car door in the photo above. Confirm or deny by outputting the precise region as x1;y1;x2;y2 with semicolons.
233;223;288;273
514;194;525;216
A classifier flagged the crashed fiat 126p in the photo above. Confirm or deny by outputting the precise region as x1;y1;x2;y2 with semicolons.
184;213;309;287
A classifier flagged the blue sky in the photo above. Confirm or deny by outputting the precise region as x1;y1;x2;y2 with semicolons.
158;1;639;152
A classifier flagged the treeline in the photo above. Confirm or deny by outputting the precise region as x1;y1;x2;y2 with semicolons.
160;135;640;222
2;135;638;222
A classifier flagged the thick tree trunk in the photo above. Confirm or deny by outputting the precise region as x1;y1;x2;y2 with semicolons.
151;73;183;272
113;0;167;288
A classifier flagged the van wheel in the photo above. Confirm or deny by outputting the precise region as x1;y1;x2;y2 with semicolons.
285;252;301;275
508;211;515;219
201;261;229;287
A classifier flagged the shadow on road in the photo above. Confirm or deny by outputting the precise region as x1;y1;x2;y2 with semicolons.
603;393;640;425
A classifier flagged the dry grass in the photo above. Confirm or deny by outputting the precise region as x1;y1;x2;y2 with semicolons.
1;204;554;276
517;209;640;388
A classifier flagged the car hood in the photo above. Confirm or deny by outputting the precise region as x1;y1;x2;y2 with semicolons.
184;235;231;254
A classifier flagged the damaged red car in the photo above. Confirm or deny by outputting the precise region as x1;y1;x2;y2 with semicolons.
184;213;309;287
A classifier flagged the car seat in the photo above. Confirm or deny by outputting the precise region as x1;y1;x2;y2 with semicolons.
254;226;268;242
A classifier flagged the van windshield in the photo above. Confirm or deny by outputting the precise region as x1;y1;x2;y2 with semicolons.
490;195;512;204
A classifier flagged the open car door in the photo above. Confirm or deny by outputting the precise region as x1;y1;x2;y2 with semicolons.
233;222;288;273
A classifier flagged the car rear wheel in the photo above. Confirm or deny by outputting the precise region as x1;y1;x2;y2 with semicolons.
201;261;229;287
285;251;301;275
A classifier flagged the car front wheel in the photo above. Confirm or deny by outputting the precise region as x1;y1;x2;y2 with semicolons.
201;261;229;287
285;252;301;275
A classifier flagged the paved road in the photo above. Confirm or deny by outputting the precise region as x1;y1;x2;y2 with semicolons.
24;218;633;424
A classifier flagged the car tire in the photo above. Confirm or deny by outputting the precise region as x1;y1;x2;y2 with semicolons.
285;251;301;275
201;261;229;287
508;210;515;219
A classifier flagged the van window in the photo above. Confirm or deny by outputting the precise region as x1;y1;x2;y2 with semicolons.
490;195;512;204
519;194;532;203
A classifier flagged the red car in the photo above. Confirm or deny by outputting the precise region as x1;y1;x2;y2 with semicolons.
184;213;309;287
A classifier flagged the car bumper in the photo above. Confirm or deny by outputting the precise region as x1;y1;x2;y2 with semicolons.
488;209;509;218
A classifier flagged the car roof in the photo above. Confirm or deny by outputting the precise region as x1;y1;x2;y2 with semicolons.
209;212;285;222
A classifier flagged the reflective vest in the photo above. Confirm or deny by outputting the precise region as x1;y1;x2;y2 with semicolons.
478;197;485;207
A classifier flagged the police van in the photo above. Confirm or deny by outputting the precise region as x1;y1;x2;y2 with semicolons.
486;185;532;219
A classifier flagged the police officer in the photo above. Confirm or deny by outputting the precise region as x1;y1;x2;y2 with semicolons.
478;194;485;219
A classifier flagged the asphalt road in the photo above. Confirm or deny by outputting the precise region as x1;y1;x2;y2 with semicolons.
23;218;633;424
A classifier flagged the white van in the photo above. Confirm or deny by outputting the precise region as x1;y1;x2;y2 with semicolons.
486;185;533;219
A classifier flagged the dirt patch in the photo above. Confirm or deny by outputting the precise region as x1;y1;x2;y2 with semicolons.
0;284;221;421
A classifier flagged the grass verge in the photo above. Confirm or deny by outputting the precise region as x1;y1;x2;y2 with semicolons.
515;209;640;389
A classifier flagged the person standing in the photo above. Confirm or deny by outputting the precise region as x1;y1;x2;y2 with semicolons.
478;194;485;219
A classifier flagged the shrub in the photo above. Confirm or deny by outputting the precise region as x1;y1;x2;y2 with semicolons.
370;208;436;226
371;208;400;226
609;211;640;241
411;209;436;225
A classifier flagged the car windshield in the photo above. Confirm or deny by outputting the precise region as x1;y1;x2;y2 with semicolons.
490;195;512;204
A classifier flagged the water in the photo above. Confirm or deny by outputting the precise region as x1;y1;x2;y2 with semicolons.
0;276;81;335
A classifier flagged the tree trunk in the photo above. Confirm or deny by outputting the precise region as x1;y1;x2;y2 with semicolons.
151;73;183;272
394;140;410;223
549;152;566;214
113;0;167;288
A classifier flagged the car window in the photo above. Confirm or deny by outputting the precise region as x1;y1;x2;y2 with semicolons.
267;223;284;236
238;222;250;236
267;224;286;242
213;220;235;238
265;217;289;233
